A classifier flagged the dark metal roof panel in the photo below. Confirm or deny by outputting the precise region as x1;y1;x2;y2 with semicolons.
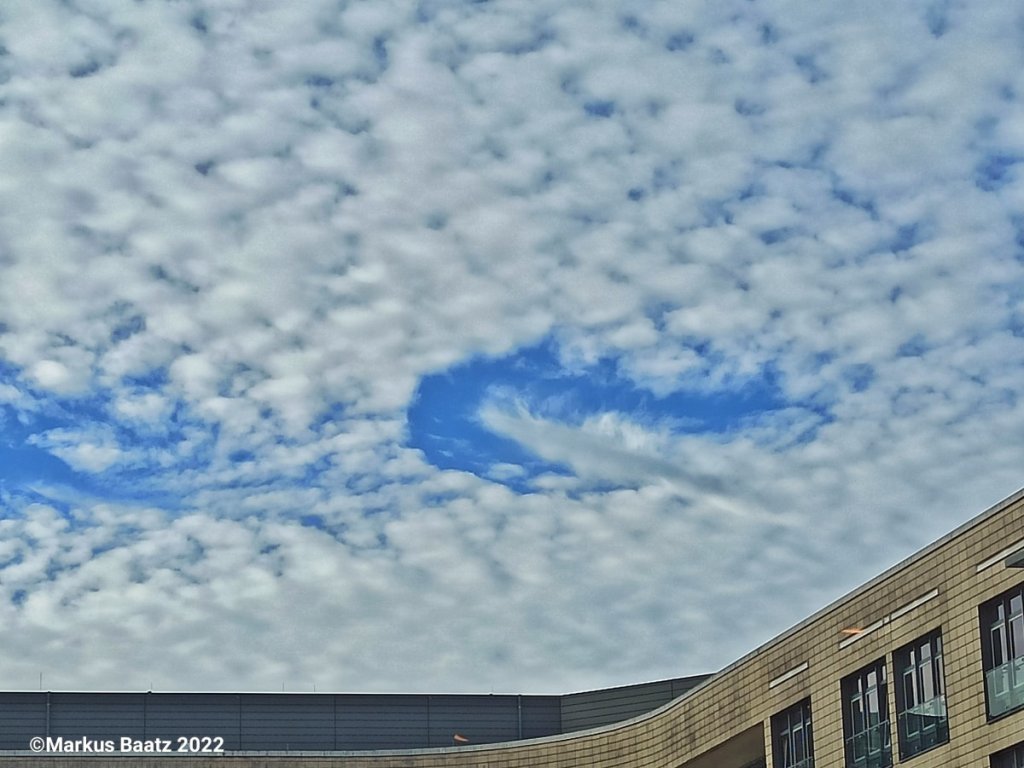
49;693;146;739
0;694;47;750
144;694;242;749
426;695;520;746
334;695;430;750
0;677;703;752
518;695;562;739
239;694;334;750
560;675;709;733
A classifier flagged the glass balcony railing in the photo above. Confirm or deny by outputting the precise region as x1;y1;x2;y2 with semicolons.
845;720;892;768
986;657;1024;718
905;695;946;720
897;695;948;758
774;755;814;768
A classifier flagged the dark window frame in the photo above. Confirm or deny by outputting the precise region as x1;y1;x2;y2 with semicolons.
991;741;1024;768
979;582;1024;720
893;628;948;760
841;657;893;768
771;697;814;768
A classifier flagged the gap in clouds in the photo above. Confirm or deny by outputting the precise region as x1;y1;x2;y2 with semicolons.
0;395;101;504
0;410;187;512
0;362;191;510
407;337;800;491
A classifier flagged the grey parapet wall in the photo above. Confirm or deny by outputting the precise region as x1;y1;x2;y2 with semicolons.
0;675;711;752
559;674;709;733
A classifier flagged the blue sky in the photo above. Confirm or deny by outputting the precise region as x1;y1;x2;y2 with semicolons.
0;0;1023;694
408;336;798;490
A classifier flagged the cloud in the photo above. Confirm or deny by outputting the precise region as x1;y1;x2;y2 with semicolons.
0;382;26;405
0;0;1021;695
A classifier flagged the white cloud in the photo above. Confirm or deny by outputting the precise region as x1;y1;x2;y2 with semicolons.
29;427;127;474
0;382;26;404
0;0;1021;695
110;391;172;425
28;360;77;394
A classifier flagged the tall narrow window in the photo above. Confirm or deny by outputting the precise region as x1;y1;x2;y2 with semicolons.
772;698;814;768
841;658;892;768
991;741;1024;768
894;629;948;759
980;582;1024;719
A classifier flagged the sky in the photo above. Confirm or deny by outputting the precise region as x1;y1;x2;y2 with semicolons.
0;0;1022;695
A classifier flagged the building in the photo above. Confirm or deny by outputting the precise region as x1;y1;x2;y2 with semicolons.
0;675;711;752
4;486;1024;767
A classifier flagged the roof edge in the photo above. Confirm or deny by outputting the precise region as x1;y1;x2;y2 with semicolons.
670;485;1024;707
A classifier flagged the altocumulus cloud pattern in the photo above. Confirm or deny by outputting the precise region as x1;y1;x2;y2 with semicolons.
0;0;1023;694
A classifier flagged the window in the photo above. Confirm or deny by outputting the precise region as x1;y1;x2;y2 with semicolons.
841;658;892;768
894;629;948;759
992;741;1024;768
772;698;814;768
979;582;1024;719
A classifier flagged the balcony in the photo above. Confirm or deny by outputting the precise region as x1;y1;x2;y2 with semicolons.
844;720;892;768
986;657;1024;718
775;759;813;768
897;695;948;757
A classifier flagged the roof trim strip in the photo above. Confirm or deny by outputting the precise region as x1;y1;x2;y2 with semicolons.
768;662;809;689
839;588;939;649
977;536;1024;572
